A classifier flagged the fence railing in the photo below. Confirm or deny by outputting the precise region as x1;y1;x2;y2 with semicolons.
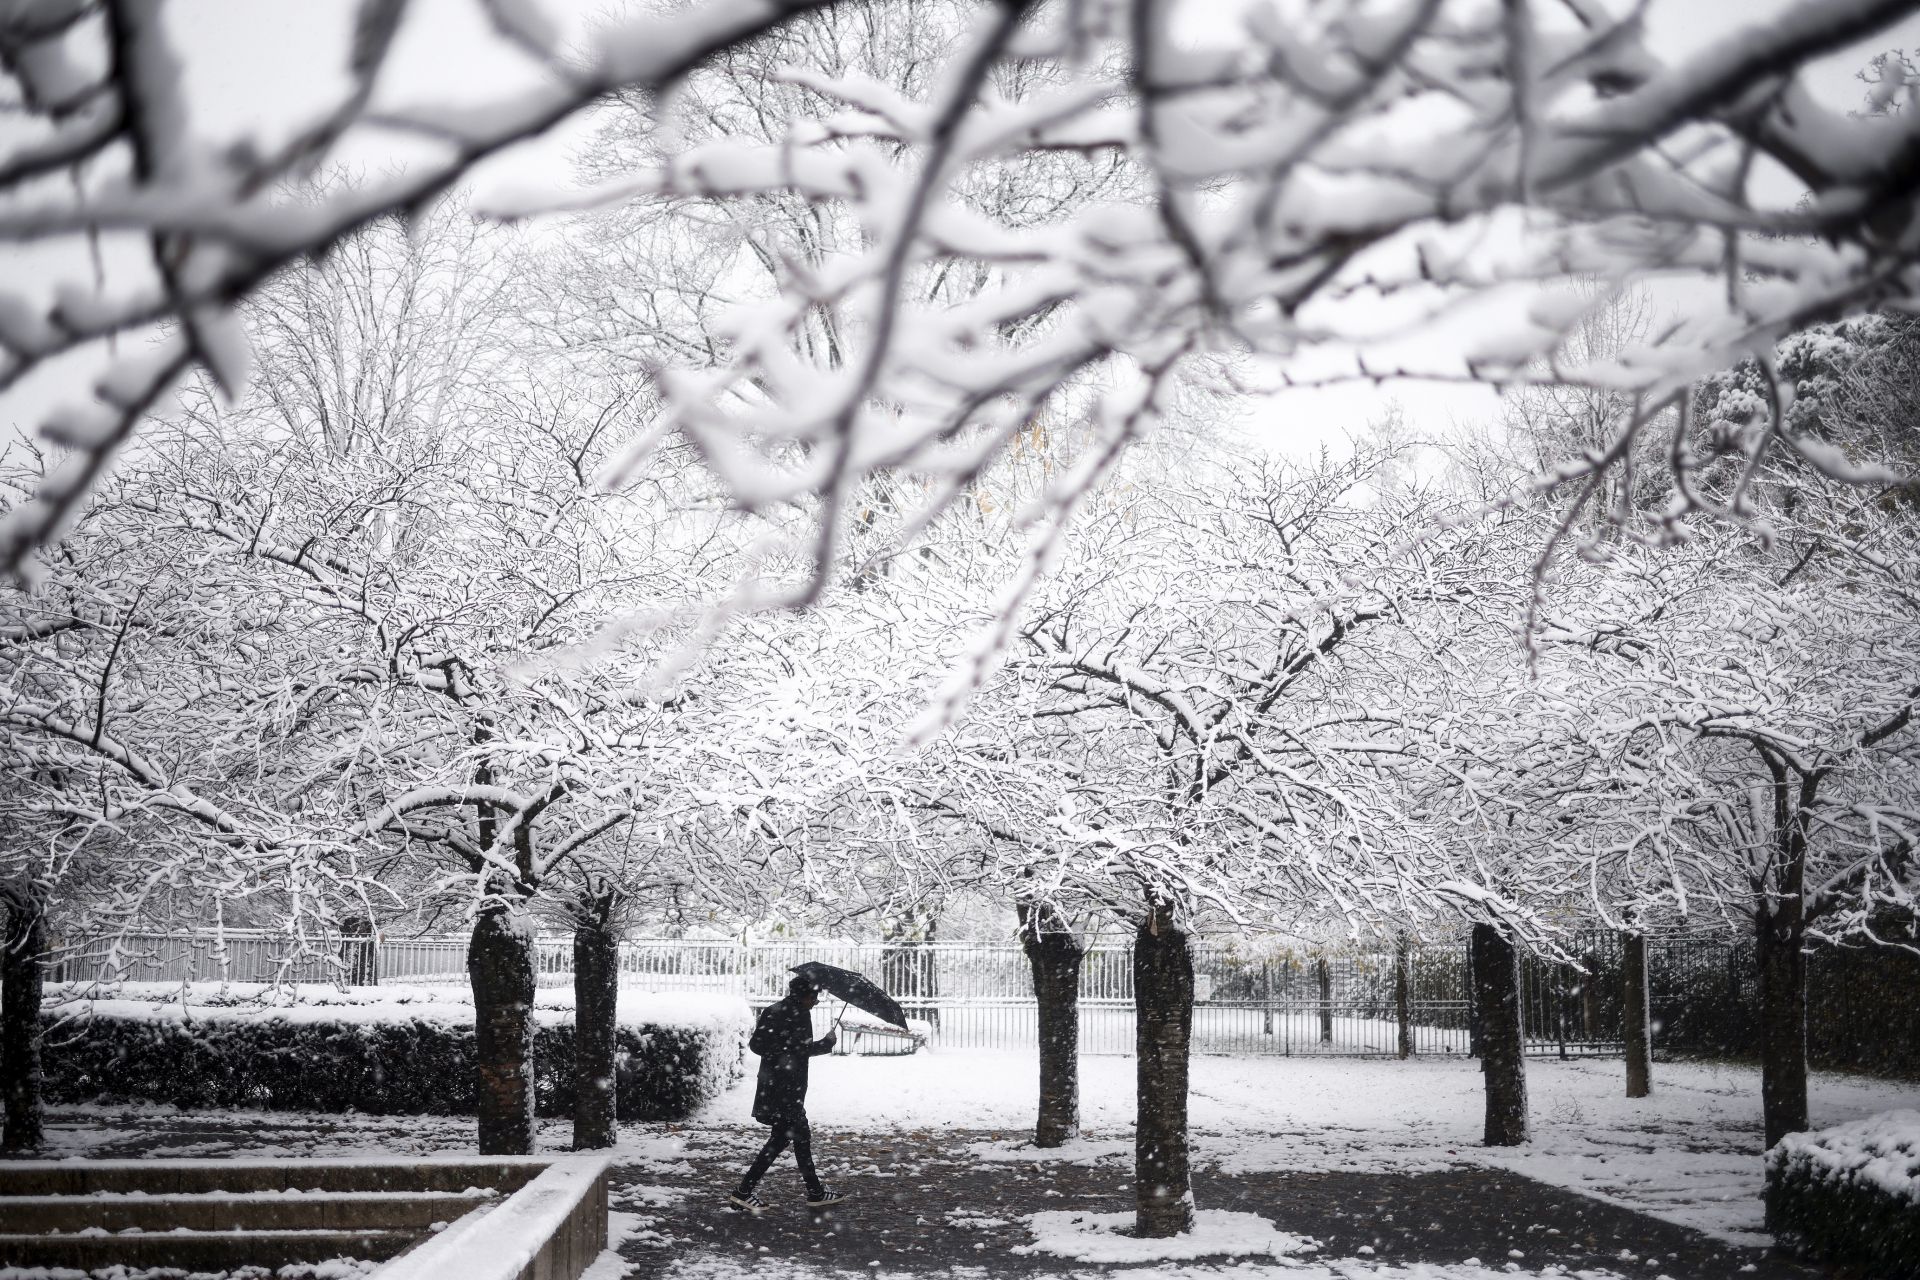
43;928;1637;1059
47;925;1917;1075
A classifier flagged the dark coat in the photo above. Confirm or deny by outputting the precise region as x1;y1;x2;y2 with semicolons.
749;996;834;1124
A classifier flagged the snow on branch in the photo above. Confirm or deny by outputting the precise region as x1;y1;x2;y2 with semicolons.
6;0;1920;602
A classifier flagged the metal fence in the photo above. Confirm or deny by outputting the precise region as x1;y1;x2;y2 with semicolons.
1518;930;1626;1059
42;929;1513;1057
46;925;1919;1075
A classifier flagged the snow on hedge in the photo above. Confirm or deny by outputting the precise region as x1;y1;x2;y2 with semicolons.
1766;1109;1920;1275
38;983;750;1122
47;981;750;1035
1768;1108;1920;1203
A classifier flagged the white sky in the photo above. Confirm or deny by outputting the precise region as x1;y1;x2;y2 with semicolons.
3;0;1916;461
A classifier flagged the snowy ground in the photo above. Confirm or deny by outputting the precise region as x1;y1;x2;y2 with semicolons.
21;1052;1919;1280
707;1049;1920;1246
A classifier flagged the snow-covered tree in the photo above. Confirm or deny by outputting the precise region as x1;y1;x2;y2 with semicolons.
896;448;1558;1231
0;204;812;1153
1410;482;1920;1149
8;0;1920;620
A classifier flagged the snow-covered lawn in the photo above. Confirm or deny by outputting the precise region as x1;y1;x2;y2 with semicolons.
709;1049;1920;1245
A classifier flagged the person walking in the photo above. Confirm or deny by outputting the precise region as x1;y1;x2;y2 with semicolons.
729;974;846;1212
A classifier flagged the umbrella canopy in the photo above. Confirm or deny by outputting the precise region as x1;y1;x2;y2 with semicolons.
790;961;909;1030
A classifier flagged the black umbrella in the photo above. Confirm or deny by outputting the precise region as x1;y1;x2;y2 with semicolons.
789;961;909;1030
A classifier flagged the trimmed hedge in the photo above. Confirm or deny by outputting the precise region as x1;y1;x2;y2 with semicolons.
40;998;746;1122
1765;1110;1920;1278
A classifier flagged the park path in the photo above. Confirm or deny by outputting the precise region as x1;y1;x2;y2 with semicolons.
733;1050;1920;1245
598;1126;1820;1279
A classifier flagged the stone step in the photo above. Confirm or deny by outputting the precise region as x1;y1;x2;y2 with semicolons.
0;1157;546;1197
0;1227;418;1270
0;1189;494;1234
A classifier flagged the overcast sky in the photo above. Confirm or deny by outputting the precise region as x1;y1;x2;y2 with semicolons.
3;0;1915;463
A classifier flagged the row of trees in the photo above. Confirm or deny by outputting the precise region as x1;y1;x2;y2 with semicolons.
4;0;1920;1241
886;386;1920;1226
0;203;893;1152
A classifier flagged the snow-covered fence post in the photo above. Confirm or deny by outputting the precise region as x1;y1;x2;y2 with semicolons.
1469;923;1527;1146
1623;929;1651;1099
1133;899;1195;1237
468;905;538;1155
0;889;46;1152
1018;901;1085;1148
572;887;621;1151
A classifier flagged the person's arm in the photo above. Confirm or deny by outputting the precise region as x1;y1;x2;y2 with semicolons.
807;1026;837;1056
748;1007;778;1057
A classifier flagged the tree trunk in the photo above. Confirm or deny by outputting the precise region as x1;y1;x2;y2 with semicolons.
1394;938;1414;1059
1018;903;1085;1148
572;895;620;1151
1623;931;1651;1099
1317;956;1333;1044
1134;903;1195;1237
1757;903;1809;1150
468;906;537;1155
1469;923;1527;1146
1;899;46;1153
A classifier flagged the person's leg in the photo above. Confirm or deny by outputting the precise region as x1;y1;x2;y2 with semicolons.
788;1114;825;1199
735;1124;791;1196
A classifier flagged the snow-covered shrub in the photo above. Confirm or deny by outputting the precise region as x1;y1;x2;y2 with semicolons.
1765;1109;1920;1276
39;985;748;1122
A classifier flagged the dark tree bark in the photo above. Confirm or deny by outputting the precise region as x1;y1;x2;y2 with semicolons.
572;891;620;1151
1018;902;1085;1148
1622;931;1651;1099
1134;902;1195;1237
1469;923;1527;1146
1317;956;1333;1044
468;905;537;1155
1394;938;1414;1059
1757;900;1809;1149
1;896;46;1153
